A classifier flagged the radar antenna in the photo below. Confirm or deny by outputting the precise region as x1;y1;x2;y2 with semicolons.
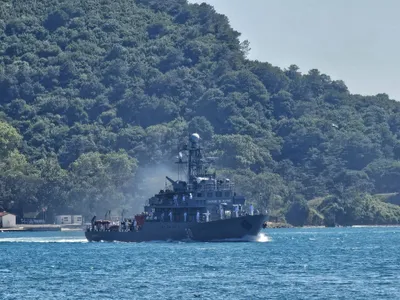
187;133;211;182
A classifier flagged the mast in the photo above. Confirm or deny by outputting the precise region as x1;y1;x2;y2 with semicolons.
171;133;213;192
187;133;203;182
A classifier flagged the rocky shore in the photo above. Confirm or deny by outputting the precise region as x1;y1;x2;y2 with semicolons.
264;222;294;229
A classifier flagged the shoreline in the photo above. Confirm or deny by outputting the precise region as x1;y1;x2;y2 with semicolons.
2;223;400;233
265;222;400;229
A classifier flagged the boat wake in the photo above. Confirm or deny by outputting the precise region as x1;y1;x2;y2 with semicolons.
255;232;271;242
93;233;273;244
208;232;272;243
0;237;88;243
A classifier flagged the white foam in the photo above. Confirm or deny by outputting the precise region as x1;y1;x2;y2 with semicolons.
208;232;272;243
256;232;271;242
0;237;88;243
0;233;271;244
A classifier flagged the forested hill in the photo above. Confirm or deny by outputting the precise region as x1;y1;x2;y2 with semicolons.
1;0;400;226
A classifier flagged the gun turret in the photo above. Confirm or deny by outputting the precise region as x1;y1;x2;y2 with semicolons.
166;176;187;192
166;176;176;185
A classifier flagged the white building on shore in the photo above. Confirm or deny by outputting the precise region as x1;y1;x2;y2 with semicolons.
0;212;16;228
55;215;83;225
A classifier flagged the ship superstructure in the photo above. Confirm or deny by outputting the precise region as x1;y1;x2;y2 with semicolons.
144;133;245;223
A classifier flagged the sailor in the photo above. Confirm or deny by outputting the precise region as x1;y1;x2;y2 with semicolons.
189;193;193;200
182;194;186;204
184;211;187;222
196;210;200;223
133;219;137;230
235;205;239;218
250;204;254;216
91;215;96;231
168;210;173;222
204;210;210;222
173;194;178;206
220;206;224;220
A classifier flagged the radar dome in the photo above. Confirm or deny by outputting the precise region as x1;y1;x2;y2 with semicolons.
190;133;200;143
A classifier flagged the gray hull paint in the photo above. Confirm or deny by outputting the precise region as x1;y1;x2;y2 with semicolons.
85;214;267;242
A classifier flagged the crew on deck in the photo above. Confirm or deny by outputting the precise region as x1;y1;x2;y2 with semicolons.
168;210;173;222
204;210;210;222
86;202;263;234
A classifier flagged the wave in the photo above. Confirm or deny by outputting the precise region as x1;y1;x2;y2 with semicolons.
208;232;272;243
0;232;272;244
0;237;88;243
92;233;273;244
256;232;271;242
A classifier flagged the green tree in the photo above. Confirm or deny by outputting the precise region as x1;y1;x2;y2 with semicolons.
0;0;400;225
0;121;22;158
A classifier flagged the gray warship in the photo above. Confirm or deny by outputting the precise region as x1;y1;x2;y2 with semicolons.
85;133;268;242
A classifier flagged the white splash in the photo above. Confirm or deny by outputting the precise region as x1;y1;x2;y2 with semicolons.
256;232;271;243
208;232;272;243
0;237;88;243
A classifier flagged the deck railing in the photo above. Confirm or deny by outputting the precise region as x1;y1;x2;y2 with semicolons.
188;182;234;192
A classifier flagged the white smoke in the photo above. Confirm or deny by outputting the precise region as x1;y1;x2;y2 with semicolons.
124;163;180;215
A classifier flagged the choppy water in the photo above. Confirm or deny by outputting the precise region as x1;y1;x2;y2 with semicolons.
1;227;399;300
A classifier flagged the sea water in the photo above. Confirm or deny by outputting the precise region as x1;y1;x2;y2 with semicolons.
1;227;399;300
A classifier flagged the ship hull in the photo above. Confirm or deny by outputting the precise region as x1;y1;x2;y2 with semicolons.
85;214;267;242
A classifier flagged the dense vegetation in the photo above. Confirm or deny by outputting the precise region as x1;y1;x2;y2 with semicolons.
1;0;400;225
